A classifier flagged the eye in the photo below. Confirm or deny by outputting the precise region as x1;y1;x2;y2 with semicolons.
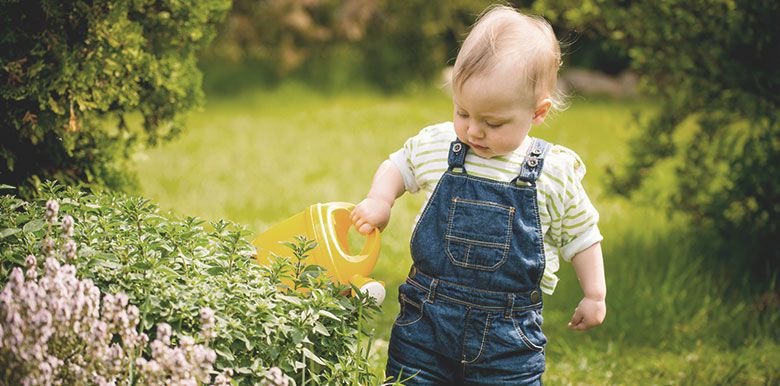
485;121;504;128
456;110;469;118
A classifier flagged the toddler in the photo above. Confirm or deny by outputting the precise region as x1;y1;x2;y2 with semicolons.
351;5;606;385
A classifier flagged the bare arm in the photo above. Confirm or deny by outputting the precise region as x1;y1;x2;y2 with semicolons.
567;242;607;331
350;160;406;234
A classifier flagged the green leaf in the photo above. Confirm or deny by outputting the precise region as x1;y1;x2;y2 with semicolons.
206;266;225;275
156;266;179;277
233;367;253;375
318;310;340;321
302;347;327;366
277;294;302;306
214;347;235;361
0;228;21;239
99;260;122;270
131;261;152;270
313;321;330;336
22;219;46;233
0;184;15;190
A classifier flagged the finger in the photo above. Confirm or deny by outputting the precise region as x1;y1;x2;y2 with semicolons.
359;223;375;235
350;206;362;221
568;308;583;326
571;321;588;331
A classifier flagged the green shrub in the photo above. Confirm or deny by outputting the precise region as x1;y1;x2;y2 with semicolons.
0;182;380;385
534;0;780;280
0;1;230;193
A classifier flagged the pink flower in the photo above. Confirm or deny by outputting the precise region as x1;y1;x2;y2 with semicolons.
45;200;59;224
61;215;74;237
2;237;228;385
63;240;77;261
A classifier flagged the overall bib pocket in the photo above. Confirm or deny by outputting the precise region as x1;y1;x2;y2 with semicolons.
445;198;514;271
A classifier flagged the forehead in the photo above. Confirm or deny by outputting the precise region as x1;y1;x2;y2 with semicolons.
454;64;533;115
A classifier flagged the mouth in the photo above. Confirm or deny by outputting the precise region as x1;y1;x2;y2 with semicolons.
469;142;489;152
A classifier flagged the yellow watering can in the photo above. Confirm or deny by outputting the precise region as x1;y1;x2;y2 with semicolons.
253;202;385;305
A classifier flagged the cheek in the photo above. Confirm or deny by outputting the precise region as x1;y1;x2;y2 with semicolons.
492;126;526;152
453;116;468;137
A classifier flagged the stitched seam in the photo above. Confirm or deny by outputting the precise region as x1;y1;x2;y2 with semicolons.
406;280;543;311
446;242;507;271
502;205;514;268
393;294;406;326
446;241;508;271
460;307;472;364
532;310;543;331
406;278;429;293
454;198;514;211
512;316;544;352
410;171;449;257
409;274;531;296
445;235;509;249
402;293;422;309
464;313;492;364
436;292;545;312
394;294;425;327
444;197;463;268
532;170;547;292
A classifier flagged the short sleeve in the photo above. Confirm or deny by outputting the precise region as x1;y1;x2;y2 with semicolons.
554;146;603;261
388;141;420;193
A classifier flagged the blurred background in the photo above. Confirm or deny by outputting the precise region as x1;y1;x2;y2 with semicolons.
2;0;778;384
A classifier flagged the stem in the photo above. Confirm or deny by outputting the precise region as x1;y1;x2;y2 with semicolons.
301;350;307;386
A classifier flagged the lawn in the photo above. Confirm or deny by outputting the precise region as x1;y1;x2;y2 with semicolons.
133;82;779;385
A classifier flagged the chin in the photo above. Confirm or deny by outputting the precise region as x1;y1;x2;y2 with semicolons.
471;147;495;158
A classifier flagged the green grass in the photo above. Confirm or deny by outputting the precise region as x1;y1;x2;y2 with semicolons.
133;82;779;385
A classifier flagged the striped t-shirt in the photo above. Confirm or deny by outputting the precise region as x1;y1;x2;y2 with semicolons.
389;122;602;295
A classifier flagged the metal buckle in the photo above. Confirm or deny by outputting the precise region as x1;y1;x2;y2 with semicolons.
453;143;462;153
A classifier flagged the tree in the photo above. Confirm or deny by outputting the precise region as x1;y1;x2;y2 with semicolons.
1;0;231;193
533;0;780;279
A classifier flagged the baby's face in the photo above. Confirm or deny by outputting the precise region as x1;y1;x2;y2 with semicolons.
452;67;537;158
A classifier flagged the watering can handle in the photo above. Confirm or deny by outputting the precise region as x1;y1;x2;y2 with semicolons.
329;202;381;259
360;227;381;258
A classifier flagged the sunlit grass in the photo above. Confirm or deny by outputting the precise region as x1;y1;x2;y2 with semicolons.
134;82;779;385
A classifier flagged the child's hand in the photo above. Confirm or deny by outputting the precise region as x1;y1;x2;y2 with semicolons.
351;197;391;235
567;296;606;331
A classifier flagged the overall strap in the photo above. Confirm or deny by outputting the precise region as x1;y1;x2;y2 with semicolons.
447;139;469;173
513;138;552;184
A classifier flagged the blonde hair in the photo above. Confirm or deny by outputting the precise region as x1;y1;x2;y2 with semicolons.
452;5;563;108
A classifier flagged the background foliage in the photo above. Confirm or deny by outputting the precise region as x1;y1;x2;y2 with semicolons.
0;182;380;385
0;0;230;194
533;0;780;280
209;0;628;91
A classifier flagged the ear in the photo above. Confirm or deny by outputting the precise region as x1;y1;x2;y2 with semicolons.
532;98;553;125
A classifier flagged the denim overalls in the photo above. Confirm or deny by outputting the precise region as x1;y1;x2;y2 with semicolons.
386;138;552;385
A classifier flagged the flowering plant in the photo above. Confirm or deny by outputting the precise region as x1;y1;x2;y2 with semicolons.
1;183;378;385
0;201;233;384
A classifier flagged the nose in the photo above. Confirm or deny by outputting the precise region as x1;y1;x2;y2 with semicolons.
467;120;484;139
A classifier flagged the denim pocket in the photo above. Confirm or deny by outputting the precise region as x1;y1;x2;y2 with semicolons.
510;310;547;352
394;285;425;327
445;198;514;271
